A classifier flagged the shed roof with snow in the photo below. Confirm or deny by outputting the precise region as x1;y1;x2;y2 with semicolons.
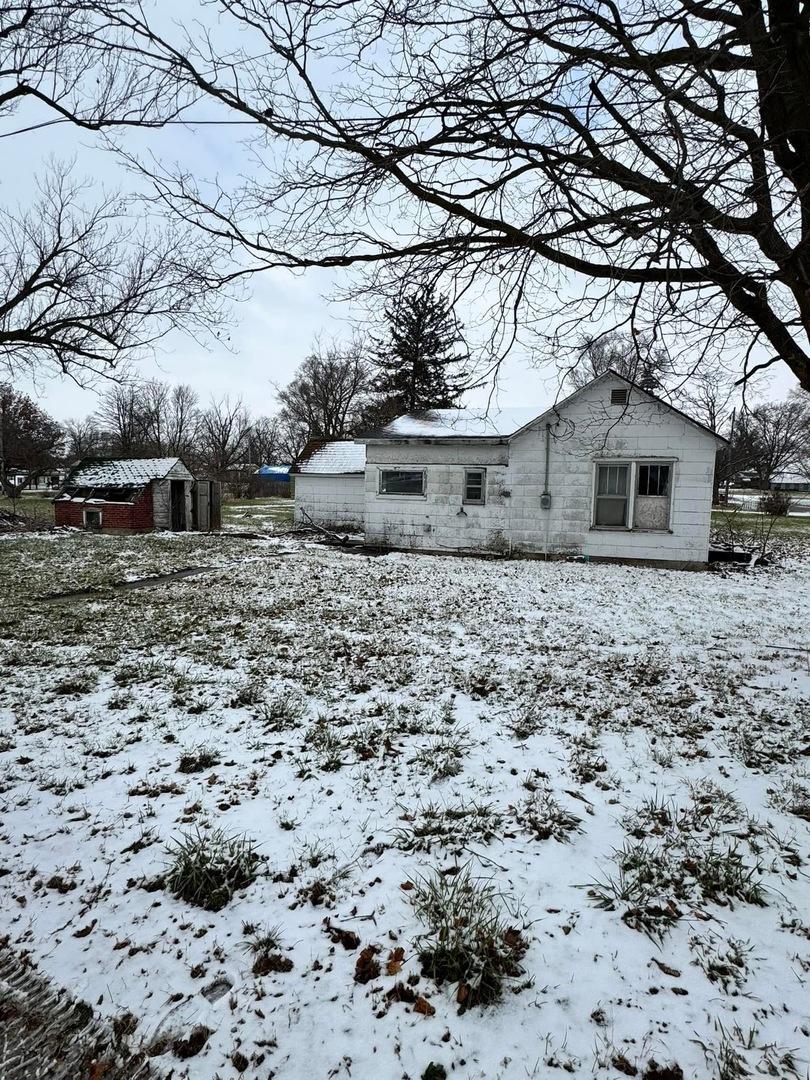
62;457;188;487
291;440;366;476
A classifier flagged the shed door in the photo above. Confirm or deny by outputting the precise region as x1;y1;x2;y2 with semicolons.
193;481;211;532
170;480;187;531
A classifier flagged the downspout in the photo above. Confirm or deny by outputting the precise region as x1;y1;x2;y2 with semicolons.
542;423;552;560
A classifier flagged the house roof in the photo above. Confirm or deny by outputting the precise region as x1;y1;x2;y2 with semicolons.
63;457;186;487
368;406;547;440
291;440;366;475
359;371;727;444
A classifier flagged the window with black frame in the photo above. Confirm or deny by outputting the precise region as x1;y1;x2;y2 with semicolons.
378;469;425;495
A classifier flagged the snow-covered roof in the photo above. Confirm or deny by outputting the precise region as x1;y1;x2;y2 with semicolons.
291;440;366;475
64;457;184;487
360;371;726;443
370;406;549;440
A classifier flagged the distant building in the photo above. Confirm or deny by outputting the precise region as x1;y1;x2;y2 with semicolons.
7;468;65;493
770;469;810;493
54;458;220;534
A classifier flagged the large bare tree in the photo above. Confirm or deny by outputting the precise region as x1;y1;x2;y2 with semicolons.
0;5;225;381
83;0;810;391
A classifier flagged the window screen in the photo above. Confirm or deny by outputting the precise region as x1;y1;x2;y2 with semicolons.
463;469;486;504
594;464;629;526
610;387;629;405
379;469;425;495
637;463;670;497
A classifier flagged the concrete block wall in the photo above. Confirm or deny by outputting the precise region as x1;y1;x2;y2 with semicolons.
364;441;510;551
294;474;365;529
508;378;718;561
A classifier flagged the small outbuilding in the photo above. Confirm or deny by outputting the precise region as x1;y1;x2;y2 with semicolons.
291;440;366;530
54;457;220;534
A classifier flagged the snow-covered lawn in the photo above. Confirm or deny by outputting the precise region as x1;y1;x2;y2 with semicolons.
1;533;808;1080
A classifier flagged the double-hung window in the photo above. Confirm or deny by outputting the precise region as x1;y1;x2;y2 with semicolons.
378;469;425;496
594;463;630;526
463;468;486;505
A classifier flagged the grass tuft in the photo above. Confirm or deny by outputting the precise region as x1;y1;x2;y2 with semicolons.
165;827;262;912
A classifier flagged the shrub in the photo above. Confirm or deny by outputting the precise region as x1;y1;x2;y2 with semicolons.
409;864;528;1007
165;828;262;911
758;490;792;516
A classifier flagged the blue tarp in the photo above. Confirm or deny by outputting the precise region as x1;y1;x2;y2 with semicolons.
255;465;291;482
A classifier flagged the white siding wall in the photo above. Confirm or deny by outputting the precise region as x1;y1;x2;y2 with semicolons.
364;442;510;551
363;379;719;563
508;378;717;562
294;474;365;529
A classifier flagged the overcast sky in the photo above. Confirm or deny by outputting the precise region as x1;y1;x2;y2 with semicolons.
3;4;799;423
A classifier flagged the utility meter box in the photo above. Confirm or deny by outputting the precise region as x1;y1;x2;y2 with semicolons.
540;492;552;509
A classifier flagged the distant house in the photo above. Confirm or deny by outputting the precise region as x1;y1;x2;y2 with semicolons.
770;469;810;493
54;458;220;534
297;372;726;565
291;440;366;530
7;468;65;494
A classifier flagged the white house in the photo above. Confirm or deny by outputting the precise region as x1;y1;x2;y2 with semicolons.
291;439;366;530
294;372;726;565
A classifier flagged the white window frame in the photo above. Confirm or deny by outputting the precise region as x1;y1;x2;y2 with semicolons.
83;508;103;529
633;459;675;532
463;468;487;506
591;459;676;532
592;461;632;529
377;468;427;498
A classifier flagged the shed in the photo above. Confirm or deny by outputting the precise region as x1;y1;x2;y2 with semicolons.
291;440;366;530
54;457;220;534
356;371;726;566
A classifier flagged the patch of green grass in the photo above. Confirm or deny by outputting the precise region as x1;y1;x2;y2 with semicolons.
0;495;54;524
711;509;810;537
221;497;293;530
165;827;263;911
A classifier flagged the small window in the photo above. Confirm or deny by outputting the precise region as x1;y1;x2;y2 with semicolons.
637;463;670;497
83;509;102;530
463;468;486;505
610;387;629;405
379;469;425;496
594;464;629;526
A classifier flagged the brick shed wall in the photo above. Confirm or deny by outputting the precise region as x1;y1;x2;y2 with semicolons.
54;485;155;533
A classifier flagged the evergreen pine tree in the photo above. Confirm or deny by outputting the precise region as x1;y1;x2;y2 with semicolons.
370;283;470;418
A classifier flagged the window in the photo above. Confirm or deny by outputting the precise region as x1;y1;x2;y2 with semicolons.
610;387;629;405
379;469;425;496
83;509;102;530
637;463;670;498
463;468;486;505
634;462;673;530
594;464;629;526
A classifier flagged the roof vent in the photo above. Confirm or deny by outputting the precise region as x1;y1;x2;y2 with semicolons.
611;387;629;405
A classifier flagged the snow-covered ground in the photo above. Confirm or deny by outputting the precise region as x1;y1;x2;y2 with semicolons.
1;532;809;1080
